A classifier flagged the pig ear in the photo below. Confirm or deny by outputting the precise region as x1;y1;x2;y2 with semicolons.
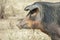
26;8;39;16
24;4;38;11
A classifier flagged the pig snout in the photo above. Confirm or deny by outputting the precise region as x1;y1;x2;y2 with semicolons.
17;18;32;29
20;20;28;28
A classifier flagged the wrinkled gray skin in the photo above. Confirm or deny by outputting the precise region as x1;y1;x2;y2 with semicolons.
20;2;60;40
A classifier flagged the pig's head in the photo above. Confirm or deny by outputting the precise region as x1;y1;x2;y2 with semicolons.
18;2;44;31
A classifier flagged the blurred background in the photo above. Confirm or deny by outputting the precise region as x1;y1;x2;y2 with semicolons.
0;0;60;40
